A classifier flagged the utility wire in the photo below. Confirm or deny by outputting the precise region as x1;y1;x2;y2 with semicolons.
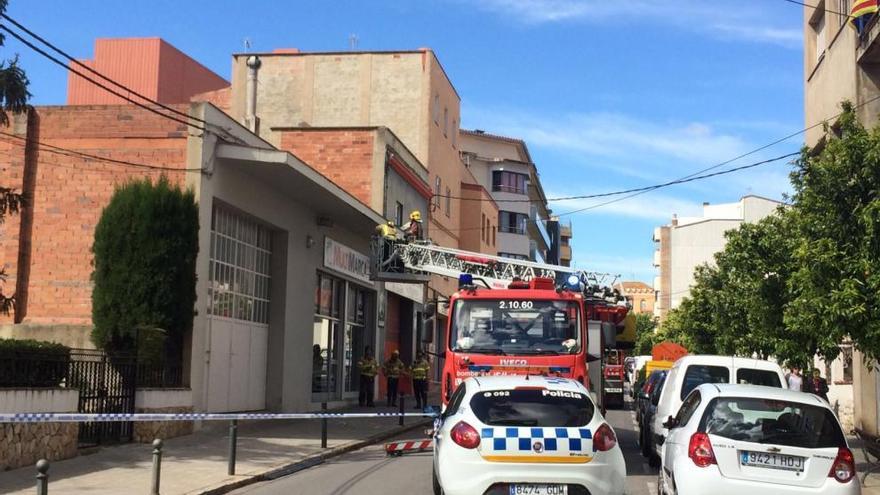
780;0;853;18
0;132;203;172
0;25;205;132
0;14;209;125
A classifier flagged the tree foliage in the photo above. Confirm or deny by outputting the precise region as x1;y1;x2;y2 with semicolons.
0;0;30;315
661;103;880;365
91;177;199;360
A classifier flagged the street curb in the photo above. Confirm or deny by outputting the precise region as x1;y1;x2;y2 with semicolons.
198;419;433;495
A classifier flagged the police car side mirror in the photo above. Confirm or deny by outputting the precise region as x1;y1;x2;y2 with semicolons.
662;415;678;429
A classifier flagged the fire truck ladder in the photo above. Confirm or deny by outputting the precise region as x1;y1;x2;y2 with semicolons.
371;238;622;298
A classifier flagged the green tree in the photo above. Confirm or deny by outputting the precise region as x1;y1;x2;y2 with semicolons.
633;313;659;355
91;176;199;362
0;0;31;314
786;103;880;363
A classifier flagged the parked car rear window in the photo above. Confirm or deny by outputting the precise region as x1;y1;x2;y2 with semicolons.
700;397;845;449
736;368;782;388
681;365;730;400
470;389;595;427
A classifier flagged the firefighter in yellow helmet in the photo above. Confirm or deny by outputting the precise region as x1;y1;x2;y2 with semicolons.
357;346;378;407
402;210;423;242
409;350;430;409
382;350;405;407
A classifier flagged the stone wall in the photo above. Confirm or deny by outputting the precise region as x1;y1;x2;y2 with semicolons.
0;389;79;471
132;388;194;443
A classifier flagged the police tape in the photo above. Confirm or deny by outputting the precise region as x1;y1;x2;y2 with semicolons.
0;411;438;423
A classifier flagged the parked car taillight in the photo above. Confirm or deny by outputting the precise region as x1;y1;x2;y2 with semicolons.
450;421;481;449
688;432;716;467
593;423;617;452
829;447;856;483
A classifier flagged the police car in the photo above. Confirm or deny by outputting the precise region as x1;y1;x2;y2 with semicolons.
432;375;626;495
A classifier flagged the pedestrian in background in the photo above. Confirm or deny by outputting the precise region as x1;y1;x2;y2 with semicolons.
805;368;829;401
357;347;378;407
409;350;430;410
786;367;803;392
382;350;405;407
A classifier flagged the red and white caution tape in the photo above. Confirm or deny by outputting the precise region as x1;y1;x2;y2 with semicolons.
0;411;437;423
385;439;433;455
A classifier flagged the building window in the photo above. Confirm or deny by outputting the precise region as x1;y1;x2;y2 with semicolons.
208;204;272;324
491;225;496;246
452;119;457;147
813;10;826;63
443;108;448;137
499;211;528;235
433;94;440;125
314;272;373;400
445;186;451;217
395;202;404;226
839;0;850;27
481;213;486;241
640;300;647;312
492;170;528;195
434;176;441;209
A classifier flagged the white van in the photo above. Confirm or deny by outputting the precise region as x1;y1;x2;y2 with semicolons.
649;355;786;461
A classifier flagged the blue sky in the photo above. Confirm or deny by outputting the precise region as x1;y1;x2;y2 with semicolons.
5;0;806;282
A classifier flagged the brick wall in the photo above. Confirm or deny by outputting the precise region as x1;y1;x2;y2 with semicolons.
277;129;375;206
0;105;191;325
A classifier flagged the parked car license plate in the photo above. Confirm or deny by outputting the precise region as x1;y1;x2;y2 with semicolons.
740;451;804;472
605;388;622;393
509;484;567;495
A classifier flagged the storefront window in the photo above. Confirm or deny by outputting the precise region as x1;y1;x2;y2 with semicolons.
313;272;374;401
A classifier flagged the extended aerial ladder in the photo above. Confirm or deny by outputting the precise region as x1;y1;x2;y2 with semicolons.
370;238;627;306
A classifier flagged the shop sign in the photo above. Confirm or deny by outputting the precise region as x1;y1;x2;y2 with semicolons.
324;237;371;284
385;282;425;304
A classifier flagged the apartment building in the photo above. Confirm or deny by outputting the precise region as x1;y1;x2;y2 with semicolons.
458;129;553;262
559;220;573;266
804;0;878;438
652;195;781;319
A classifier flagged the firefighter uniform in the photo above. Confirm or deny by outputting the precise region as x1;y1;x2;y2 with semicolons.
410;354;430;409
357;353;378;407
383;351;405;407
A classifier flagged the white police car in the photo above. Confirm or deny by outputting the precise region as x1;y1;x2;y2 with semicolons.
432;375;626;495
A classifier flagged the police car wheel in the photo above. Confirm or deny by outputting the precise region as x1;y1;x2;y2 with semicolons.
432;465;443;495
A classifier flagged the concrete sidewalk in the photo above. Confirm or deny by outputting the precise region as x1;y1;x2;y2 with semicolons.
0;403;433;495
850;436;880;494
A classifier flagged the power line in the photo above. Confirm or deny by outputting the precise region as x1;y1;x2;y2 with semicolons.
0;132;203;172
0;14;208;125
780;0;853;18
0;25;205;132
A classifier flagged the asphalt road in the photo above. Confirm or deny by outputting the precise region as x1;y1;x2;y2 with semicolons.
232;390;658;495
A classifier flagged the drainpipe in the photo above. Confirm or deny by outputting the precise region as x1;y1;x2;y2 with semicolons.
245;56;261;134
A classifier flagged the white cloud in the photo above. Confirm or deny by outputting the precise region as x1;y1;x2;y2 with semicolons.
467;0;801;48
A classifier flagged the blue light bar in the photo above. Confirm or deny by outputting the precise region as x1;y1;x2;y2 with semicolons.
459;273;474;288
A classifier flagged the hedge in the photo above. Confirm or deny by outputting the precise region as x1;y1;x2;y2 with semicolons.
0;338;71;387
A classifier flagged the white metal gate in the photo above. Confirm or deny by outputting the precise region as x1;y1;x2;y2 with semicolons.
206;205;272;412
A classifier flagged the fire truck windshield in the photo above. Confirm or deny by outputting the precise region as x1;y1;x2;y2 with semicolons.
449;299;582;355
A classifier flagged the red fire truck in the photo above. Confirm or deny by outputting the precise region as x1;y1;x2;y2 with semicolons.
371;241;631;407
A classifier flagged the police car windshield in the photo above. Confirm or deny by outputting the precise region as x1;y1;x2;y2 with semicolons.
449;299;581;355
470;389;594;427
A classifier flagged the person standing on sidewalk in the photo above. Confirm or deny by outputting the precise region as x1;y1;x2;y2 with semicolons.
409;351;430;410
382;350;405;407
357;347;378;407
786;367;803;392
805;368;830;401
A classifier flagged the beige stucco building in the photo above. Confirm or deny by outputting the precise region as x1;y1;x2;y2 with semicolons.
458;130;553;262
804;2;880;437
652;195;781;320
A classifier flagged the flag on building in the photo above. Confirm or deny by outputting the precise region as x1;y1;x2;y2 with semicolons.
852;0;879;34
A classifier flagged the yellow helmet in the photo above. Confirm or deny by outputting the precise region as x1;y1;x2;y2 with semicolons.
386;220;395;226
410;210;422;221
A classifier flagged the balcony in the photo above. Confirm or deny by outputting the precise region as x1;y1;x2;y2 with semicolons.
653;249;661;268
653;227;662;243
858;15;880;64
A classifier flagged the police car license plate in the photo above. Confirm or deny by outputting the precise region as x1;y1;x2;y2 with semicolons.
740;451;804;472
509;484;567;495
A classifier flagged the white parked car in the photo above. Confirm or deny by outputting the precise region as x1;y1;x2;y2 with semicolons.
433;375;626;495
659;383;859;495
650;355;786;464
